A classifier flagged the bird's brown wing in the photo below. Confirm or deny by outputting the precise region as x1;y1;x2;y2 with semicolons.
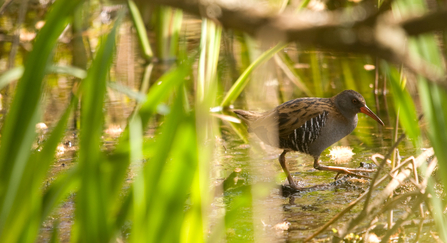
276;98;333;138
233;98;333;149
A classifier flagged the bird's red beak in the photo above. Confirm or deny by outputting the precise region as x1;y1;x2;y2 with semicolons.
360;106;385;126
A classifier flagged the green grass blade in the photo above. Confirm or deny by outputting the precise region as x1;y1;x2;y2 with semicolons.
275;52;313;96
107;54;197;237
74;12;123;243
129;86;186;243
0;66;23;90
41;166;80;222
142;89;187;208
127;0;153;60
0;0;83;241
154;6;183;60
0;65;86;91
184;19;221;243
49;220;60;243
110;52;197;161
341;59;358;91
151;118;198;243
34;95;77;218
101;63;196;231
137;52;197;125
108;82;147;102
12;95;77;242
310;49;323;97
128;113;146;242
382;63;421;144
34;94;76;199
297;0;312;10
220;43;286;107
418;80;447;240
143;91;198;243
48;65;87;79
394;0;447;240
169;9;183;57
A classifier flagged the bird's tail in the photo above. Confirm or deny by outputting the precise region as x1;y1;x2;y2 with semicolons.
233;110;262;124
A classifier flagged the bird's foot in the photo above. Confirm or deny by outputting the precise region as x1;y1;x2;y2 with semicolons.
284;176;302;191
285;177;316;192
288;182;304;191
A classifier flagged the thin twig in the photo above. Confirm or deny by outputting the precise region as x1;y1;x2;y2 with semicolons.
363;133;406;212
336;148;434;240
304;164;404;242
364;115;422;212
0;0;14;15
304;148;425;242
381;195;426;242
8;0;28;69
377;191;421;216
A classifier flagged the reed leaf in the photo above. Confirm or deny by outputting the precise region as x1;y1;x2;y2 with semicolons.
341;59;358;91
127;0;153;60
418;80;447;241
49;220;60;243
275;52;312;96
137;53;197;125
310;49;323;97
147;114;198;243
104;51;196;242
0;65;87;91
102;57;196;224
0;66;23;90
383;63;420;144
0;0;83;241
186;19;222;243
220;43;287;107
128;113;145;242
128;86;197;243
73;12;123;243
154;6;183;60
394;0;447;240
41;166;80;222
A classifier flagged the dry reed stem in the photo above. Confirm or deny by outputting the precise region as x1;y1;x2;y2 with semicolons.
335;148;434;240
304;147;434;242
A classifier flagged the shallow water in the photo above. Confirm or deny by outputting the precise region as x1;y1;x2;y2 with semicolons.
211;115;434;242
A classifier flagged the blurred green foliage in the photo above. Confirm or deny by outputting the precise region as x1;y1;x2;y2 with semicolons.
0;0;446;242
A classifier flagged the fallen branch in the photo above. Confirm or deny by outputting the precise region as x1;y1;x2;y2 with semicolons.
144;0;447;88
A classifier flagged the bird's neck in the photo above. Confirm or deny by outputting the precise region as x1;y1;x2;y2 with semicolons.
332;97;357;120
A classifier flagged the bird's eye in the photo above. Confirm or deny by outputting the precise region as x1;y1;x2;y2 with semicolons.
352;99;358;104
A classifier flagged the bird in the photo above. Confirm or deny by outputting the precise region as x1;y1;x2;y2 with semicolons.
233;90;385;190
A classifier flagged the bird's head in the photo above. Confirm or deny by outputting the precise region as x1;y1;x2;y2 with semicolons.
334;90;384;126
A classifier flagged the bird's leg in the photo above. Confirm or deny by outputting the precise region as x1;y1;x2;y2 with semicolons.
279;150;301;189
313;157;375;179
